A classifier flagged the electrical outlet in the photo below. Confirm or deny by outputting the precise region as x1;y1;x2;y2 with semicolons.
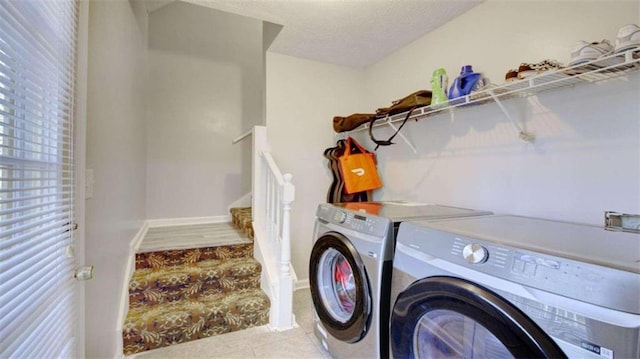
605;211;640;234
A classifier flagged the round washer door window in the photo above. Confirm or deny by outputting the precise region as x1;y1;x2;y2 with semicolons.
318;248;357;322
390;276;567;359
309;232;371;343
413;309;514;358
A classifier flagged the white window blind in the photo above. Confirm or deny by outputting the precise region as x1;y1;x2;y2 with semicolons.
0;1;79;358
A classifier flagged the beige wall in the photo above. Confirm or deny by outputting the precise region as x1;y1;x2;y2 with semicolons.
146;2;264;219
267;1;640;283
265;52;367;281
85;0;148;357
365;1;639;107
354;0;640;225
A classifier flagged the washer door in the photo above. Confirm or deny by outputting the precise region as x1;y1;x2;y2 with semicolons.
390;276;567;359
309;231;371;343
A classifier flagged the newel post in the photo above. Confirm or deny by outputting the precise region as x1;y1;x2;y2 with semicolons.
277;173;295;329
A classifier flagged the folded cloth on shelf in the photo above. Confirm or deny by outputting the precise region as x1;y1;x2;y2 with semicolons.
333;113;377;133
376;90;432;117
332;90;431;133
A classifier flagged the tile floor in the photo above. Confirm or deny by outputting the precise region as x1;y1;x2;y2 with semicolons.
133;288;333;359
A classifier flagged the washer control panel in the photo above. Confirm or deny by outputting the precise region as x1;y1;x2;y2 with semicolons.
333;210;347;224
317;205;390;237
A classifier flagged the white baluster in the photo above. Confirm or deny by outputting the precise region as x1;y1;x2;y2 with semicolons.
280;174;294;278
251;128;296;329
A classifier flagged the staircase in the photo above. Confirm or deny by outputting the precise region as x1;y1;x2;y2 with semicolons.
122;208;269;355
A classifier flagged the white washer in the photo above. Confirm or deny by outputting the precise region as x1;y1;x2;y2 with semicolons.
309;202;492;359
390;215;640;359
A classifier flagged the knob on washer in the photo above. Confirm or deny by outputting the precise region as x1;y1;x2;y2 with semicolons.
462;243;488;264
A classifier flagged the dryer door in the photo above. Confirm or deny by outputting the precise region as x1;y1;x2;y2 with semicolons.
390;276;567;359
309;231;371;343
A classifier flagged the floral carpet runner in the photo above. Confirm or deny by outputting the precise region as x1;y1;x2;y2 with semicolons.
122;208;269;355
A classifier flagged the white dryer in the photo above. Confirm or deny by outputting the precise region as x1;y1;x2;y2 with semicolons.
309;202;492;359
390;215;640;359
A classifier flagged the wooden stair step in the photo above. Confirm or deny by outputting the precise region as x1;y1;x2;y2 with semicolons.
122;287;270;355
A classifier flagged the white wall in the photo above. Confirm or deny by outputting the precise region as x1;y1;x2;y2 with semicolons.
85;0;148;358
366;1;639;107
350;0;640;226
265;52;367;280
146;2;264;219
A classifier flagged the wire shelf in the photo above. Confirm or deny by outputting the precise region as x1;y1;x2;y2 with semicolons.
357;48;640;133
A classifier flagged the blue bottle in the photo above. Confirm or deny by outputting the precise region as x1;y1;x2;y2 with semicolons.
448;65;482;100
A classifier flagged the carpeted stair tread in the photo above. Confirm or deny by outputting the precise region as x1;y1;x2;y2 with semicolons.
128;276;261;308
128;257;261;307
122;288;270;355
135;242;253;270
130;257;261;290
123;214;267;356
230;207;254;239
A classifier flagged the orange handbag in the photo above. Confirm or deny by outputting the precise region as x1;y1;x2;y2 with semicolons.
339;137;383;194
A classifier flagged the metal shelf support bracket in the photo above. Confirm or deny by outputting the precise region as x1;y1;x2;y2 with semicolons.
488;90;535;143
387;118;417;153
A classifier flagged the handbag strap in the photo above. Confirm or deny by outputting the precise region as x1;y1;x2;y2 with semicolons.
368;107;416;150
343;137;352;156
344;136;368;156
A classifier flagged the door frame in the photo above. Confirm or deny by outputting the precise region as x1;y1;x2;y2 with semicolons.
73;0;90;356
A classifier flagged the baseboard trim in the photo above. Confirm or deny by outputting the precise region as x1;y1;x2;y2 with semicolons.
295;278;309;291
130;221;148;252
146;215;230;228
116;221;149;358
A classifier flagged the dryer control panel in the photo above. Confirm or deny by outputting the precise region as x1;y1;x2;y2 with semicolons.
397;220;640;314
449;236;638;314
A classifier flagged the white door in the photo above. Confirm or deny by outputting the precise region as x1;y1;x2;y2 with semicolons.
0;0;83;357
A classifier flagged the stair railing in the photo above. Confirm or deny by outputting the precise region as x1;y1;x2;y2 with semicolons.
251;125;296;330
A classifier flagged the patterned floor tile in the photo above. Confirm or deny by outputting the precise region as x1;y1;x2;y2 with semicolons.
250;327;326;359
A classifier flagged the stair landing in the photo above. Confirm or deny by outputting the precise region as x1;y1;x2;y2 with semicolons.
139;222;251;252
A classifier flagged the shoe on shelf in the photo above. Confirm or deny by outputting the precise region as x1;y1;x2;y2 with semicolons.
504;69;519;82
517;60;564;79
614;24;640;53
568;39;614;66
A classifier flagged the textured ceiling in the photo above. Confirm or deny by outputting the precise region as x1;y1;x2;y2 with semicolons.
145;0;482;68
